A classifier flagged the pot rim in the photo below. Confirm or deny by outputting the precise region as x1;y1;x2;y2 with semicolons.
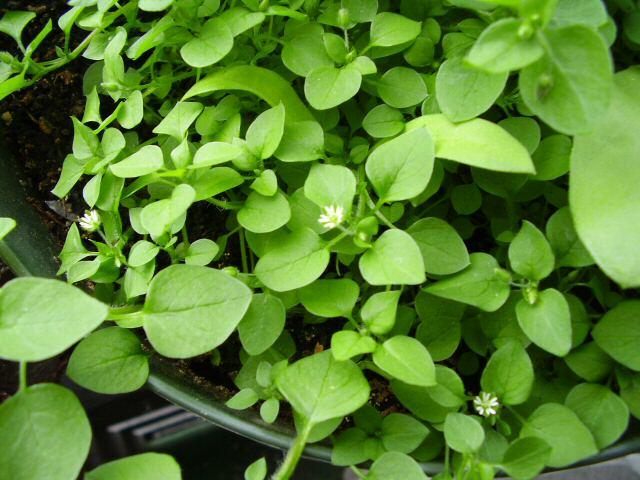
1;144;639;476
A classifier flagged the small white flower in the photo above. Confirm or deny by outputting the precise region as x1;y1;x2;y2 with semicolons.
78;210;101;232
473;392;500;418
318;205;345;230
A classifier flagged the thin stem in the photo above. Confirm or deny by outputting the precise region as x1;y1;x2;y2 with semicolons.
271;422;312;480
239;228;249;274
94;103;124;134
349;466;366;479
325;230;350;249
506;405;527;425
206;198;243;210
19;362;27;392
374;210;396;229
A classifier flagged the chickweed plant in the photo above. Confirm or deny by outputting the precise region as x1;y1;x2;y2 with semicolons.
1;0;640;479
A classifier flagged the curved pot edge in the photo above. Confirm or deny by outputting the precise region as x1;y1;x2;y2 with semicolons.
0;139;639;476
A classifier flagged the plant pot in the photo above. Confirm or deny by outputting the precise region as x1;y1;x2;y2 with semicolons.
1;138;639;477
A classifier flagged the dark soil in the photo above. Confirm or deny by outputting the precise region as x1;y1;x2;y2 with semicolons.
0;0;87;245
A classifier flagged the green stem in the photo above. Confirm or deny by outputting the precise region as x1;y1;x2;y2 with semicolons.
325;230;350;249
206;198;243;210
18;362;27;392
94;103;124;134
349;466;366;479
239;228;249;274
506;405;527;425
271;422;312;480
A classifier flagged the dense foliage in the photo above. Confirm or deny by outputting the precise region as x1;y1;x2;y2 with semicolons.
1;0;640;478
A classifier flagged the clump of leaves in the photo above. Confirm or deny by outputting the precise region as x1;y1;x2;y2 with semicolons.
1;0;640;479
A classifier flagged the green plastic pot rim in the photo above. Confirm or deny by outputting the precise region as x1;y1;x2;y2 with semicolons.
1;140;639;476
147;353;640;475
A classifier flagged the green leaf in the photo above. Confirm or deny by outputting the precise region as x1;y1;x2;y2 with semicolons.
143;265;252;358
519;25;613;134
378;67;428;108
564;342;614;382
362;104;404;138
366;452;427;480
246;103;286;159
425;253;511;312
184;65;315;123
406;114;535;173
110;145;164;178
331;331;377;361
139;0;174;11
85;453;181;480
370;13;421;47
304;64;362;110
276;350;370;425
552;0;607;28
298;279;360;318
361;290;401;335
304;163;356;214
570;69;640;287
359;229;426;286
531;134;571;181
466;18;544;73
238;191;291;234
545;207;593;268
617;368;640;420
444;413;485;454
255;228;330;292
250;169;278;196
520;403;597;468
67;327;149;394
499;117;541;154
344;0;378;23
193;141;242;168
274;121;325;162
0;384;91;480
436;56;508;122
72;117;100;160
451;184;482;215
237;294;286;355
373;336;436;387
508;221;554;281
565;383;629;449
180;17;233;67
407;218;469;275
0;11;35;46
415;292;464;361
592;301;640;371
117;90;144;129
185;238;219;266
153;102;204;140
282;29;333;77
52;154;85;197
0;278;108;362
0;217;16;240
190;167;244;201
366;128;434;203
141;184;195;238
381;413;429;453
391;366;465;423
244;457;267;480
219;7;265;36
227;388;260;409
481;341;534;405
516;289;571;357
500;437;551;480
331;427;370;466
